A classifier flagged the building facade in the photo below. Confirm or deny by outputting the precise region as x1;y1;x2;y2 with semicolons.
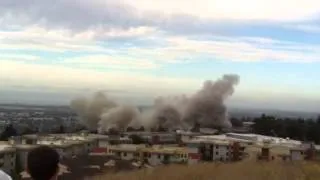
0;147;16;175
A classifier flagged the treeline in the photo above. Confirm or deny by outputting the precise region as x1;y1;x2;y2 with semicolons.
0;124;68;141
251;114;320;144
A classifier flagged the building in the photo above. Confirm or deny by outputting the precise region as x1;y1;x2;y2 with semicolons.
108;144;143;161
8;133;100;173
0;144;16;175
290;147;305;161
124;132;178;144
226;133;258;142
21;134;38;145
15;144;38;171
87;134;132;147
140;146;188;166
176;131;202;144
105;144;188;166
185;138;246;164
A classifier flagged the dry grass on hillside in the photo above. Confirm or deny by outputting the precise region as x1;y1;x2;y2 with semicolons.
89;160;320;180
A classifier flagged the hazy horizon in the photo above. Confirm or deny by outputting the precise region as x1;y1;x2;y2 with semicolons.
0;90;318;114
0;0;319;113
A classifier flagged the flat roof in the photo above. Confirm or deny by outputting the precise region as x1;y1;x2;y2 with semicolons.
192;135;253;143
15;144;39;150
186;138;230;146
109;144;145;152
290;147;305;151
22;134;38;139
0;144;15;153
226;133;257;138
141;147;187;154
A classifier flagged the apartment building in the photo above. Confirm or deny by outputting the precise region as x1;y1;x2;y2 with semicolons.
290;147;304;161
140;146;188;166
0;145;16;175
15;144;38;170
185;138;246;163
108;144;144;160
107;144;188;166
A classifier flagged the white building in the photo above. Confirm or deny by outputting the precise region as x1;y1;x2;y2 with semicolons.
185;142;201;165
212;141;231;161
185;138;246;164
186;139;232;162
108;144;143;161
290;147;304;161
15;144;38;170
142;147;188;166
0;145;16;175
87;134;132;147
107;144;188;166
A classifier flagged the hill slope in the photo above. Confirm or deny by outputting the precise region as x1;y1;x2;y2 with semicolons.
91;160;320;180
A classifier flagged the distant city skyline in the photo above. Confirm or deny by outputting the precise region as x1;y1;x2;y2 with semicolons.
0;0;319;112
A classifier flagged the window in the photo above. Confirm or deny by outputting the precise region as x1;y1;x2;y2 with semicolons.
216;152;218;155
26;139;33;144
158;154;161;159
216;146;219;149
123;152;127;156
226;152;229;156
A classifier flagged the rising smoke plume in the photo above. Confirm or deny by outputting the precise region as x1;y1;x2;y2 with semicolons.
70;74;239;133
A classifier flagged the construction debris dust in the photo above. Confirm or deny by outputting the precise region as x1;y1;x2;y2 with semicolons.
70;74;240;133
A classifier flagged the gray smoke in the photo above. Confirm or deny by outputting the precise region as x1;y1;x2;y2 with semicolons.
70;74;239;132
182;74;239;129
70;92;117;131
98;105;140;133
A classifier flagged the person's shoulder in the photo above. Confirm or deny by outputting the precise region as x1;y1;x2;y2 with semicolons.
0;170;12;180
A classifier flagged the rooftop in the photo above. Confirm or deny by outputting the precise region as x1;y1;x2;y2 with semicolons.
192;135;253;144
141;146;187;154
0;144;16;153
186;138;231;146
109;144;146;152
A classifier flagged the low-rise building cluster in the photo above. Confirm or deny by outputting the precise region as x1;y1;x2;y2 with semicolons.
0;131;319;179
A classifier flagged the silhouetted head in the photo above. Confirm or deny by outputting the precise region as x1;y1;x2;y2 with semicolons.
27;146;60;180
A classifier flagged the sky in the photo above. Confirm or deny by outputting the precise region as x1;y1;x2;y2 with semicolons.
0;0;319;112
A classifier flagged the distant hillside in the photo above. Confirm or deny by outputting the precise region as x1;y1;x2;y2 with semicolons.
91;160;320;180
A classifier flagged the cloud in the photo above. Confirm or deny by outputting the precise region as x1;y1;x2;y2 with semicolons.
0;54;40;61
0;25;160;51
128;36;320;63
287;24;320;33
123;0;320;21
0;27;107;52
63;55;159;70
0;60;198;95
1;0;319;34
1;25;319;63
